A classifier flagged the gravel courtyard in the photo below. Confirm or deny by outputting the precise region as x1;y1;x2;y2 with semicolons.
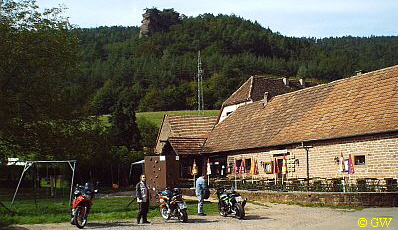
7;199;397;230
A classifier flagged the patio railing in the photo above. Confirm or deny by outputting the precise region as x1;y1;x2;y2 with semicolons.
180;177;398;192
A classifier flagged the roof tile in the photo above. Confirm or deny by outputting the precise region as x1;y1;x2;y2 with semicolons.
168;137;207;155
168;115;217;138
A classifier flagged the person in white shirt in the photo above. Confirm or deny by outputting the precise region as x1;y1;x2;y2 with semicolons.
195;174;207;216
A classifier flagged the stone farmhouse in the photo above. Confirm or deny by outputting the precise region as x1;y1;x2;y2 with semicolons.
155;65;398;188
204;65;398;187
155;76;315;178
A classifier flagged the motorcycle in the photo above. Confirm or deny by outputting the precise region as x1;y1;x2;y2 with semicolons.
216;188;247;219
158;188;188;222
70;183;98;229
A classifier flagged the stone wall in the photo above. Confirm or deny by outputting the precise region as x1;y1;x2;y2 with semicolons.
238;190;398;207
226;132;398;183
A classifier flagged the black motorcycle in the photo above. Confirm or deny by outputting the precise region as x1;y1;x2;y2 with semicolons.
216;188;247;219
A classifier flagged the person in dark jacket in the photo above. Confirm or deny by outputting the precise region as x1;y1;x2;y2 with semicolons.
136;174;150;224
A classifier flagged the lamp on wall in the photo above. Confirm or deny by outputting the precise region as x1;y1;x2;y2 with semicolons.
334;156;340;164
297;142;313;191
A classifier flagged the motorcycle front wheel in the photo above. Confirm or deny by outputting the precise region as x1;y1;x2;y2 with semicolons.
177;209;188;222
160;207;171;221
218;202;227;217
74;205;87;229
233;203;245;219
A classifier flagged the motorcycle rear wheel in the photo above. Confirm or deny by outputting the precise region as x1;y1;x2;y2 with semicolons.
233;203;245;219
177;209;188;222
74;205;87;229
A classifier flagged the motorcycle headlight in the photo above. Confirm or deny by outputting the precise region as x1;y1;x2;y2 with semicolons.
235;196;242;202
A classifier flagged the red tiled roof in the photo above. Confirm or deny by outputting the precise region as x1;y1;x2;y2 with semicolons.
168;137;207;155
204;65;398;153
168;115;217;138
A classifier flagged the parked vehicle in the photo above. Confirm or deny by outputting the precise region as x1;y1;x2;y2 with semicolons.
158;188;188;222
70;183;98;229
216;188;247;219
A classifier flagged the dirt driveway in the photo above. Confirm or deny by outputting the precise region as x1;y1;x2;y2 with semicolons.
7;200;398;230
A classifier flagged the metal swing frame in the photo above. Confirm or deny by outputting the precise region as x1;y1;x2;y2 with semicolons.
10;160;77;208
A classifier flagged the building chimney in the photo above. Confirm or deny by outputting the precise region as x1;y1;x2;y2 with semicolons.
282;77;289;86
299;78;305;88
263;92;269;107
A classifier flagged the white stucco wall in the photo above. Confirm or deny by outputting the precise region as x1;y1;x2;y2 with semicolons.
219;101;252;123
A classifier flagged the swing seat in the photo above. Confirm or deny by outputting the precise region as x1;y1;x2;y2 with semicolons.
112;183;119;189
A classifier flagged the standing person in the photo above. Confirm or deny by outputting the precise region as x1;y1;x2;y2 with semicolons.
195;174;207;216
136;174;150;224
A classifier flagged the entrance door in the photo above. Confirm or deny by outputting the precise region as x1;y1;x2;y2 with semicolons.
277;159;283;181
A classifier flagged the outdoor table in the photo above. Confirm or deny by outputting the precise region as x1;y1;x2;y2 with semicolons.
365;178;380;192
326;178;340;192
263;179;275;190
286;178;301;191
311;177;324;191
297;178;307;191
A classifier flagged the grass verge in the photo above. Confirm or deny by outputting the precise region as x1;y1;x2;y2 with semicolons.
100;110;219;128
0;197;219;227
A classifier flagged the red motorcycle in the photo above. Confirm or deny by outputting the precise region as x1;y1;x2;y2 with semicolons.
70;183;98;229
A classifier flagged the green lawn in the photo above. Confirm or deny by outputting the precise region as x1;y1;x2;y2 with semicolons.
137;110;219;127
100;110;219;128
0;196;219;227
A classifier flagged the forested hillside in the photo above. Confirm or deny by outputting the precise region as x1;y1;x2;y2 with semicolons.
75;9;398;114
2;2;398;184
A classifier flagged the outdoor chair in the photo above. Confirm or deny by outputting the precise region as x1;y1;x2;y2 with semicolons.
385;178;397;192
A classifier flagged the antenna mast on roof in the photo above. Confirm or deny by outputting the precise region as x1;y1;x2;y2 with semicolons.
197;51;204;114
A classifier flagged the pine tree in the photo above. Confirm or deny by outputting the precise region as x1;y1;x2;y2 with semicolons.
110;101;142;151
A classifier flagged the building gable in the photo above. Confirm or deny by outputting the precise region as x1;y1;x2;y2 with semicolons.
219;76;316;123
155;115;217;155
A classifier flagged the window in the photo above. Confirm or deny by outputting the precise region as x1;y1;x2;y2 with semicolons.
235;159;242;173
354;155;366;165
263;161;273;174
245;158;251;172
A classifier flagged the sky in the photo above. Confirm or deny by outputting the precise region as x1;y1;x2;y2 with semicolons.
36;0;398;38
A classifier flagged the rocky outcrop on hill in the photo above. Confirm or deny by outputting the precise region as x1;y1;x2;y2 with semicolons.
139;8;181;38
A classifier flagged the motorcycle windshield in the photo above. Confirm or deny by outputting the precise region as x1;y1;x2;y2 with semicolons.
234;196;242;202
177;202;187;209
